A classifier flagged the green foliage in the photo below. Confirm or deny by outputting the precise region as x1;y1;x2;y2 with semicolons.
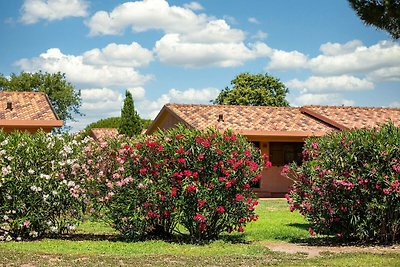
213;73;289;107
286;122;400;242
0;71;82;125
83;117;121;136
118;91;143;137
0;130;88;241
83;117;152;136
83;125;268;242
348;0;400;39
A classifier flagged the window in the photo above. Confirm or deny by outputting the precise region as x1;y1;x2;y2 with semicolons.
269;142;303;166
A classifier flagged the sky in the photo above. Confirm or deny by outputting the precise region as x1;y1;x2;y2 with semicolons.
0;0;399;132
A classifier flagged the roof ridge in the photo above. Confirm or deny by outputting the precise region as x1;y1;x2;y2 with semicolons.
304;104;400;111
166;103;299;109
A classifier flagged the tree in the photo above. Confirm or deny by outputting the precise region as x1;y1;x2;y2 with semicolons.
83;116;152;136
213;73;289;107
118;90;143;137
348;0;400;39
0;71;82;124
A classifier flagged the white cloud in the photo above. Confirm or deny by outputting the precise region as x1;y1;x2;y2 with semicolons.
20;0;88;24
86;0;210;36
267;49;308;70
82;42;153;68
128;87;146;100
309;40;400;76
291;93;355;106
252;30;267;40
183;1;204;11
81;88;122;111
389;101;400;108
367;66;400;82
155;34;270;67
319;40;363;56
15;48;152;87
287;75;374;93
137;87;220;119
248;17;260;24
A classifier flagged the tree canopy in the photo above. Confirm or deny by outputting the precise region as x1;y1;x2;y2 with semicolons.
83;116;152;136
348;0;400;39
0;71;82;125
118;90;143;137
213;73;289;107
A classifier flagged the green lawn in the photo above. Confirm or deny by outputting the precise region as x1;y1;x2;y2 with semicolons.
1;199;399;266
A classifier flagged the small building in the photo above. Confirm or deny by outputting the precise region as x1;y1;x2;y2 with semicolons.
0;92;63;133
146;104;400;197
89;128;119;141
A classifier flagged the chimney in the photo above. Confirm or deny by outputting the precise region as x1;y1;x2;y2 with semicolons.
217;114;224;122
6;102;13;111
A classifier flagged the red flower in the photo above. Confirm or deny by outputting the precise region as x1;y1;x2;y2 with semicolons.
197;154;205;161
177;158;186;164
244;150;251;157
186;184;197;193
197;199;206;207
157;145;163;151
235;194;244;202
162;211;171;217
139;168;147;174
171;186;178;197
199;223;207;231
243;183;250;190
308;227;316;236
194;213;206;222
216;206;225;214
183;170;192;177
225;181;233;188
176;134;183;140
176;147;185;154
237;226;244;232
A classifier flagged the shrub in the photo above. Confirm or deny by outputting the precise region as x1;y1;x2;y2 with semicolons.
286;122;400;242
0;131;88;241
84;125;268;241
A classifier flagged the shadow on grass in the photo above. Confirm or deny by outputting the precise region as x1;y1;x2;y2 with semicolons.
47;232;250;245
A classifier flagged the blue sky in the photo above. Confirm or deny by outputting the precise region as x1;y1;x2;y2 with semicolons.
0;0;399;131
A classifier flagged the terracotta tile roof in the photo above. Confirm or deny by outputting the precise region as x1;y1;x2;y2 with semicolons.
0;92;63;130
304;105;400;129
0;91;60;121
89;128;119;141
165;104;336;136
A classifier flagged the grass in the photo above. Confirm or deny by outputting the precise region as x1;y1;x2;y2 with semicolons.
1;199;399;266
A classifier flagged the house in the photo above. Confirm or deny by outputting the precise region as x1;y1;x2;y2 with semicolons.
89;128;119;141
146;104;400;197
0;91;63;133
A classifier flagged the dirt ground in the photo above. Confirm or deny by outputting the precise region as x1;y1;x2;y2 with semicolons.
264;241;400;258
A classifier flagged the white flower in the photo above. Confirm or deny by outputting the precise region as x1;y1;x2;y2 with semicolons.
16;237;21;241
67;181;75;188
52;190;58;195
30;185;37;191
6;195;12;200
68;225;76;231
3;215;9;220
43;194;49;201
40;174;51;180
1;139;8;146
29;231;38;238
0;235;4;241
50;226;58;232
1;166;11;176
28;169;35;174
5;235;12;241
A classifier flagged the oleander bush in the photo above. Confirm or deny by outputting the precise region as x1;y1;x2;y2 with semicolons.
286;122;400;242
0;131;89;241
84;125;269;241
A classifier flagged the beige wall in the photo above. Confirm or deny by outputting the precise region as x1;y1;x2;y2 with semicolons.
251;140;303;198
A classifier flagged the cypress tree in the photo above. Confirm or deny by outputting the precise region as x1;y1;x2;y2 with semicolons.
118;90;142;137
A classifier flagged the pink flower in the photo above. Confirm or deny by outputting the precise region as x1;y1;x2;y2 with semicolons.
235;194;244;202
383;188;390;195
216;206;225;214
177;158;186;164
23;221;30;228
186;184;197;193
197;199;206;207
139;168;147;175
197;155;204;161
308;227;315;236
194;213;206;222
170;187;178;197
